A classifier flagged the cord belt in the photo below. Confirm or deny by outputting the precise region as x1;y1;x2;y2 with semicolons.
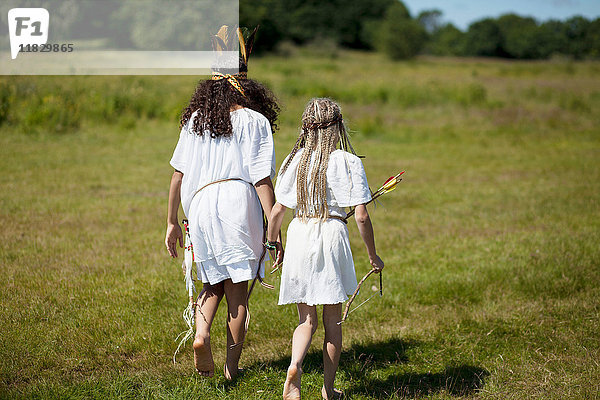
300;215;348;224
191;178;246;200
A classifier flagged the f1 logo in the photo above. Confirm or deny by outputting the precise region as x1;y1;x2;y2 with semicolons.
8;8;49;59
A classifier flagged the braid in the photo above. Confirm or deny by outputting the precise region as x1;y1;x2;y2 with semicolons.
293;98;348;220
296;124;316;220
338;120;356;155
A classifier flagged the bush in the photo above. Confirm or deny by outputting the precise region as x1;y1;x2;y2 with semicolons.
0;82;13;126
0;76;187;135
22;94;81;134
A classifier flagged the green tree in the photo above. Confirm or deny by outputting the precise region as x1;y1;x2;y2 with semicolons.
496;14;540;58
536;20;568;58
239;0;285;52
372;1;427;60
418;9;443;34
564;16;591;58
240;0;395;51
463;18;506;57
428;23;465;56
585;18;600;58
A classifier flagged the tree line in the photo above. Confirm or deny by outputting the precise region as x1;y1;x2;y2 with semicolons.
240;0;600;60
2;0;594;60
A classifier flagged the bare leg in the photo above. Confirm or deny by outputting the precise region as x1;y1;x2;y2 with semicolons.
193;282;224;377
223;279;248;381
322;304;343;399
283;303;318;400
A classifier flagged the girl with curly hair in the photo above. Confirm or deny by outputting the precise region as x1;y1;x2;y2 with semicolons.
165;34;281;379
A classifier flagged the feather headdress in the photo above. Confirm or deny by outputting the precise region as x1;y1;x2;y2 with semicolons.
210;25;258;68
210;25;258;97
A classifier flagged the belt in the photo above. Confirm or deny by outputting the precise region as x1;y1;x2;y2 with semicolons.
299;215;348;224
191;178;246;200
328;215;348;224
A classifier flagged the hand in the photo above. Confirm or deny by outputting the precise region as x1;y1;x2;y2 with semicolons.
268;242;284;271
370;254;384;273
165;223;184;258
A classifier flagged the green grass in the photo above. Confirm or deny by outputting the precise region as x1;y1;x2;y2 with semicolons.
1;51;599;399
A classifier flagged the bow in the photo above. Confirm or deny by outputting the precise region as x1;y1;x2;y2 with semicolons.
337;171;405;324
338;268;382;324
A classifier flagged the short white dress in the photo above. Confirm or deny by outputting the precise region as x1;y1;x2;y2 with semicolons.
275;149;372;306
170;108;275;285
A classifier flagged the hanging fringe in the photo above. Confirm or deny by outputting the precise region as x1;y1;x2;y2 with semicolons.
173;220;197;364
173;299;195;363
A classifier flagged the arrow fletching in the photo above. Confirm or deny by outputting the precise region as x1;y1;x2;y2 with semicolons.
345;170;405;219
375;171;404;197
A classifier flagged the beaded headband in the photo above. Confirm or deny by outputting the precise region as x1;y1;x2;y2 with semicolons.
210;25;258;97
211;71;247;97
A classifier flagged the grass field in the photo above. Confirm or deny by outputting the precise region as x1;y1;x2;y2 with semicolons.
1;51;599;399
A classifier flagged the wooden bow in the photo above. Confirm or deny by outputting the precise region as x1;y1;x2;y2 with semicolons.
336;171;403;324
338;268;383;324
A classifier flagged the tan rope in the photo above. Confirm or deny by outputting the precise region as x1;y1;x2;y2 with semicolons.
302;215;348;224
191;178;245;200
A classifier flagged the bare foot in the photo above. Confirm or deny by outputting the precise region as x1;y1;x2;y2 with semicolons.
283;365;301;400
193;334;214;377
322;386;344;399
224;363;244;381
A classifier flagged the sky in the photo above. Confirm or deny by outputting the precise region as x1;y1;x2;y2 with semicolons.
401;0;600;30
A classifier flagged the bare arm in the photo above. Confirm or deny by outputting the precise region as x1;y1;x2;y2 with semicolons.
255;176;283;265
354;204;384;272
165;170;184;258
254;176;276;219
267;202;287;243
267;202;287;267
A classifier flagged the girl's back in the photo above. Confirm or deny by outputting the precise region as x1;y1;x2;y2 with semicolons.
267;97;384;400
170;108;275;217
275;147;371;306
170;107;275;282
275;148;370;219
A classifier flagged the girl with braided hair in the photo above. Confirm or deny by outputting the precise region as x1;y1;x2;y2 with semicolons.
267;98;384;399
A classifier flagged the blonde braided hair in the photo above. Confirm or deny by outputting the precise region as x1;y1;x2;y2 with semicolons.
281;98;356;221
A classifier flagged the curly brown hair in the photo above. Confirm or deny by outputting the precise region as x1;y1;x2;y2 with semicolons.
179;69;280;137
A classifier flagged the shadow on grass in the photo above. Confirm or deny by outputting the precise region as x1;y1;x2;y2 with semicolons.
346;364;489;399
244;337;488;399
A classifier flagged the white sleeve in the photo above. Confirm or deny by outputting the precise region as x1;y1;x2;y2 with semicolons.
245;117;275;185
327;152;372;207
274;154;298;209
169;125;189;173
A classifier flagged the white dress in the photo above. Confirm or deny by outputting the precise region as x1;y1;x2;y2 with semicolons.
275;149;372;306
170;108;275;285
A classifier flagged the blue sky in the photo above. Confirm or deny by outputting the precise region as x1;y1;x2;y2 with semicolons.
401;0;600;30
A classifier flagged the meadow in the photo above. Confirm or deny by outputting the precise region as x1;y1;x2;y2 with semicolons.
0;50;599;399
